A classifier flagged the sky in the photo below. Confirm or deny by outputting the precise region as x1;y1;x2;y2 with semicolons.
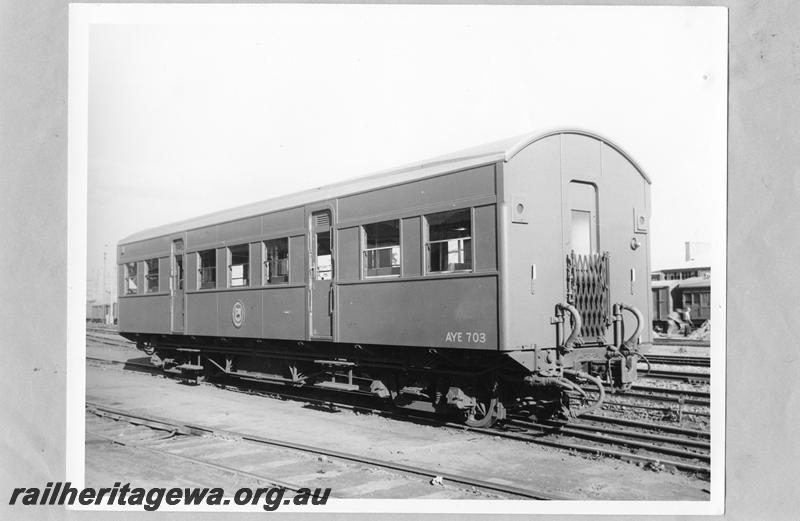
85;5;727;302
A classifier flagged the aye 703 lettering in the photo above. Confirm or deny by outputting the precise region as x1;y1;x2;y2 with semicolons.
444;331;486;343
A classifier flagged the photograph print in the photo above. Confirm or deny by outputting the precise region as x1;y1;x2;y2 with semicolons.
73;4;727;515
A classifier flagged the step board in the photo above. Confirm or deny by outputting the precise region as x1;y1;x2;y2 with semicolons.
175;364;203;372
316;381;359;391
313;359;356;367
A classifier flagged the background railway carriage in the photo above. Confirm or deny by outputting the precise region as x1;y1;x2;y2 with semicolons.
651;267;711;330
677;277;711;324
117;129;652;426
651;279;679;329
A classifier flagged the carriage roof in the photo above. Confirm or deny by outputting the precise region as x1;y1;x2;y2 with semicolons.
120;129;649;244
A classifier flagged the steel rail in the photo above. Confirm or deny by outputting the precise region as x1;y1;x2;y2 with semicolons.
652;338;710;347
85;422;304;491
466;424;709;473
579;413;710;439
87;356;157;371
85;401;564;500
642;370;710;383
629;385;710;399
86;330;130;342
601;400;711;417
532;419;711;450
644;355;710;367
579;389;710;407
517;419;710;452
86;338;132;349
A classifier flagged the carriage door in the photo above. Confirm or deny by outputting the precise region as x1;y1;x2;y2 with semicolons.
309;210;334;339
565;181;610;344
171;239;185;332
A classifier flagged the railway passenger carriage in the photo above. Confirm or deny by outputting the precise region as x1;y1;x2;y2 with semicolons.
117;130;652;426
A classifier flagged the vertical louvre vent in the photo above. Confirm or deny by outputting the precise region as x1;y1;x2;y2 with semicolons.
314;212;331;228
566;251;611;344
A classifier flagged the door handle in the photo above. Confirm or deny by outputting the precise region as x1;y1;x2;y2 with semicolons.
328;285;334;315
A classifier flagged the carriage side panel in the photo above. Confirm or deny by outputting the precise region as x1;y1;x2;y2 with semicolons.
117;237;172;334
337;276;498;349
334;165;499;349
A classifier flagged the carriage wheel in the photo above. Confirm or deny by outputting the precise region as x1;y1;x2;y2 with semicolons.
463;393;499;428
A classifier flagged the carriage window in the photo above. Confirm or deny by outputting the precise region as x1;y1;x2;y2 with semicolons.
197;249;216;289
569;181;598;255
263;238;289;284
426;209;472;273
228;244;249;287
571;210;592;256
124;262;138;295
144;259;159;293
363;220;400;277
316;231;332;280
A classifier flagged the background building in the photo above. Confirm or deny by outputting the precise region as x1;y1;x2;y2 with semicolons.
651;242;711;330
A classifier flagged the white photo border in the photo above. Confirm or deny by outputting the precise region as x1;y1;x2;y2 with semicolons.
68;3;727;514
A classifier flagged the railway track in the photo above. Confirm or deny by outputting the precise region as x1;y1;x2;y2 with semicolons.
605;387;709;407
629;384;709;399
644;355;710;367
86;328;131;345
506;417;709;468
652;338;710;348
86;352;710;475
642;369;710;384
586;393;710;423
86;401;562;500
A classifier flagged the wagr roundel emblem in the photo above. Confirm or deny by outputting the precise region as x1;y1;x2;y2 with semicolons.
231;300;245;328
